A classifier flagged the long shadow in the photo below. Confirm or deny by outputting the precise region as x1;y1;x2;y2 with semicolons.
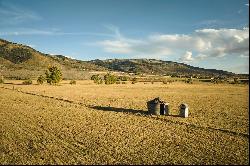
3;82;14;85
3;82;24;85
89;105;148;115
89;105;183;117
167;114;181;117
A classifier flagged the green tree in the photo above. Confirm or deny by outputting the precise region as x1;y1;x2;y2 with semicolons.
37;75;46;85
95;78;103;84
91;74;103;84
91;74;100;80
22;79;32;85
104;73;117;85
45;66;62;85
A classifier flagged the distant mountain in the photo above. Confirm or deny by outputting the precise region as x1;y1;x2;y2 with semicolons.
0;38;243;79
90;59;236;77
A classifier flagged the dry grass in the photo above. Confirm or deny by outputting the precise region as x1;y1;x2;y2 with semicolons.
0;80;249;164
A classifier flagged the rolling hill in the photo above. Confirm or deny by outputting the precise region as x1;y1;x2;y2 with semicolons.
0;38;106;79
89;59;236;77
0;38;105;71
0;38;243;80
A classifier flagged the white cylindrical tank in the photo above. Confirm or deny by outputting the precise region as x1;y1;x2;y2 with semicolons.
164;103;170;115
180;103;188;118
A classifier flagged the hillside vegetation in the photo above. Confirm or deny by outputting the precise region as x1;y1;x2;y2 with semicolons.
90;59;236;77
0;39;105;79
1;38;247;80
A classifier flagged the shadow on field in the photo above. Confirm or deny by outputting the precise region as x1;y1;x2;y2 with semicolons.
3;82;23;85
4;82;38;86
89;105;148;115
167;115;181;117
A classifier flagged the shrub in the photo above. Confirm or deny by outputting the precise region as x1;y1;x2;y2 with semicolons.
116;81;121;84
91;74;103;84
212;80;218;84
185;78;193;84
37;75;46;85
70;80;76;85
163;79;174;84
13;76;22;80
117;76;129;81
233;78;240;84
22;79;32;85
0;76;4;84
212;78;223;84
162;80;168;84
95;78;103;84
132;77;137;81
91;74;100;80
131;81;137;84
122;81;127;84
104;73;117;85
45;66;62;85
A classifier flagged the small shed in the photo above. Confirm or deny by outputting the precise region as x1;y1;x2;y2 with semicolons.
147;97;169;115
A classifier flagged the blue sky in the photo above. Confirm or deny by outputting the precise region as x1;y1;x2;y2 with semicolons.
0;0;249;74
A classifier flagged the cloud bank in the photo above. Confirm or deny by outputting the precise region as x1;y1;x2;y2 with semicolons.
97;26;249;63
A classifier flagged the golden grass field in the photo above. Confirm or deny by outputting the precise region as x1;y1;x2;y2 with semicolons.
0;80;249;164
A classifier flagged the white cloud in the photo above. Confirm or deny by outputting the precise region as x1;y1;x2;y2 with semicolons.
104;24;123;39
27;44;36;48
245;3;249;6
0;28;117;37
196;54;208;60
99;40;131;54
179;51;194;63
96;26;249;62
0;29;54;36
65;55;76;59
48;53;57;56
97;25;173;58
240;54;249;58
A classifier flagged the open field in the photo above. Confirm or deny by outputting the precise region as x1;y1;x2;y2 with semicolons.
0;80;249;164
